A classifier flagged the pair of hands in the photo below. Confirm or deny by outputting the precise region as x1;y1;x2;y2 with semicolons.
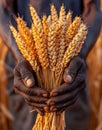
14;56;86;115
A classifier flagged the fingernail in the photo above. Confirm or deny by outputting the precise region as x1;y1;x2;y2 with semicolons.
26;79;34;88
44;107;49;112
42;93;48;97
51;92;57;97
52;108;57;112
50;101;55;106
66;75;72;83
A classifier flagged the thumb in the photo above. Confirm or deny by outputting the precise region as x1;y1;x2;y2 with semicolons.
63;57;82;84
19;61;35;88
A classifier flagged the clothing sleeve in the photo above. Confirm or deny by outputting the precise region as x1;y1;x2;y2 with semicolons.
79;0;102;59
0;1;21;60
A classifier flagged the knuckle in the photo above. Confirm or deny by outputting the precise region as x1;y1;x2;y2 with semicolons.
77;74;85;83
14;87;19;94
21;71;29;79
27;97;32;102
13;66;19;76
73;56;81;65
25;88;30;95
13;87;17;92
14;84;19;90
72;90;77;97
23;93;30;101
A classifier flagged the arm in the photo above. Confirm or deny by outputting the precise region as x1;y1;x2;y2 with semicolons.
0;1;49;114
47;0;102;113
0;1;22;60
80;0;102;59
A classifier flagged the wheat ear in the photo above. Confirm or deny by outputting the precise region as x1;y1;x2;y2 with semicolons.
75;23;87;56
51;4;58;25
16;17;38;60
10;26;39;71
62;24;87;69
42;15;49;45
30;6;42;29
48;23;57;71
66;11;72;29
59;4;66;24
32;23;49;69
66;17;81;46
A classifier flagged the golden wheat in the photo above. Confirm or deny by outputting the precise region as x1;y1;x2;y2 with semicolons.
75;24;87;56
10;5;87;130
51;4;58;25
62;24;87;69
16;17;38;61
59;4;66;25
32;23;49;69
48;23;57;71
66;11;72;29
30;6;42;29
66;16;81;46
42;15;49;45
10;26;39;71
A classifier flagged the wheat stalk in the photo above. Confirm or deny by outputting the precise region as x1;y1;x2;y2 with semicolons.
10;26;39;71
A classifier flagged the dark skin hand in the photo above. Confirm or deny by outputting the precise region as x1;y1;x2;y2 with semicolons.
14;57;49;115
47;56;86;115
14;56;86;115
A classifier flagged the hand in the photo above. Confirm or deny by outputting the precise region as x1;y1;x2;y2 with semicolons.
14;57;49;115
47;56;86;114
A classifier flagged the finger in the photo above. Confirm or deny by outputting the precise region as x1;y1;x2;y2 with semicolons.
56;108;66;115
43;106;50;112
31;107;45;116
14;87;48;103
48;85;84;105
63;56;84;83
51;73;85;96
35;108;45;116
14;72;49;97
51;95;78;113
15;60;35;88
25;99;47;108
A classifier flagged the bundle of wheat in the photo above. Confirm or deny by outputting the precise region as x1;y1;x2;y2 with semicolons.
10;5;87;130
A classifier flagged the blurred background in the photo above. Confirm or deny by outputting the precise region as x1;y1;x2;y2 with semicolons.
0;0;102;130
